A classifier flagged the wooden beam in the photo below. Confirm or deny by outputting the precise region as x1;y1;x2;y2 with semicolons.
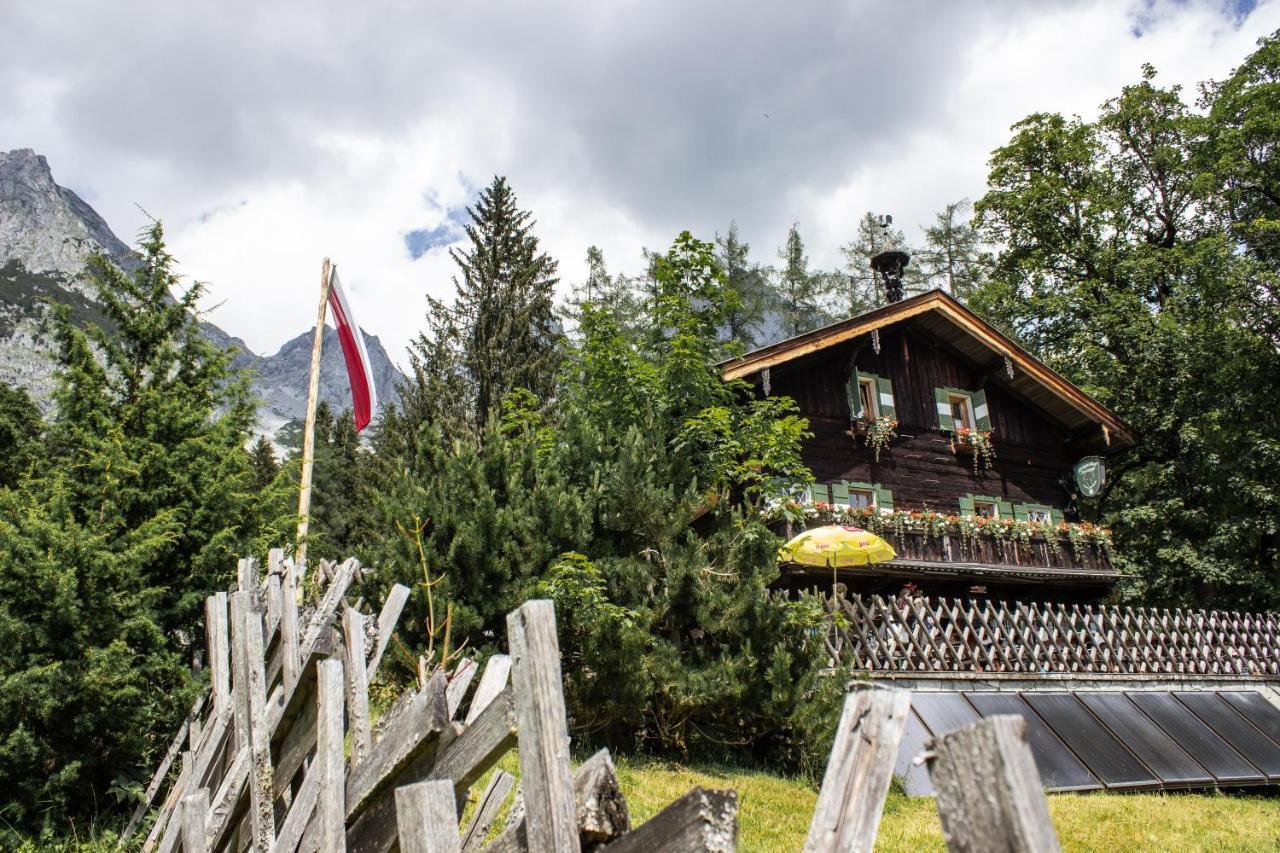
445;658;478;719
465;654;511;726
927;715;1061;853
180;789;209;853
343;605;372;761
485;749;630;852
368;583;410;679
507;600;581;853
231;591;275;851
460;771;515;852
396;780;462;853
598;787;736;853
803;686;910;853
427;685;516;797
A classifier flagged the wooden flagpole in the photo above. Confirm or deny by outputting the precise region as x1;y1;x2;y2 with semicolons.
296;257;332;572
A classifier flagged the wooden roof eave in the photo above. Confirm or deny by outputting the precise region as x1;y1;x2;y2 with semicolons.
719;290;1137;451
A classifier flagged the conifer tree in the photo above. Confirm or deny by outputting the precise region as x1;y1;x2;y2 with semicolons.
560;246;644;340
250;434;280;491
0;383;40;489
834;212;926;314
403;176;562;440
716;222;771;350
0;223;271;828
916;200;986;300
774;223;826;337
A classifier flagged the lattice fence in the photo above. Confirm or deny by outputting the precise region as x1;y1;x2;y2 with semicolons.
823;593;1280;676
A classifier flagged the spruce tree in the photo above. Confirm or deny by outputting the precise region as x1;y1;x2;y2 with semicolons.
0;223;269;829
834;212;926;314
916;200;986;300
250;434;280;491
716;222;771;350
0;383;40;489
560;246;644;341
403;176;562;440
774;223;826;337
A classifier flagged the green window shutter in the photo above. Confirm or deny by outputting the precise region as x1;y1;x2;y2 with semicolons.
972;389;991;431
830;483;850;507
958;494;976;516
810;483;829;504
998;498;1014;519
1013;503;1030;522
935;388;954;431
876;376;896;420
1050;508;1065;526
846;371;865;420
874;484;894;511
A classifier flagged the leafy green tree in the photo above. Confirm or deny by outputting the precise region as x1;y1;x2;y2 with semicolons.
403;177;562;440
0;223;271;829
916;200;986;300
973;66;1280;609
773;223;826;337
0;383;41;489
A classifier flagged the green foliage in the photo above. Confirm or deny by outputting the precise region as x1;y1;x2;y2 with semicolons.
0;223;274;830
716;222;773;350
973;55;1280;609
774;223;828;337
368;229;834;764
0;383;41;489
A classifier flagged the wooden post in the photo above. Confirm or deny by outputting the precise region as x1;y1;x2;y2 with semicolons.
207;593;230;717
295;257;332;570
927;715;1061;853
343;605;372;760
803;686;911;853
281;560;301;687
506;600;580;853
396;780;461;853
369;583;411;679
231;591;275;851
317;657;347;853
180;789;209;853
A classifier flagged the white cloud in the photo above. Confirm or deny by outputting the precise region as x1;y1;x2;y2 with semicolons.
2;0;1276;364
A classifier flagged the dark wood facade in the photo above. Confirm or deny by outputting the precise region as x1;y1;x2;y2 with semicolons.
767;323;1077;516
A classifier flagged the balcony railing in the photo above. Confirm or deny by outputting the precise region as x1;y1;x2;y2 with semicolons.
822;593;1280;677
770;502;1114;578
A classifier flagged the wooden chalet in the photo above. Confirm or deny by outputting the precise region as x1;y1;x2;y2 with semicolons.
721;289;1136;600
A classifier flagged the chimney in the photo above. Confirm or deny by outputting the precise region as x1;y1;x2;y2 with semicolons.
869;214;910;303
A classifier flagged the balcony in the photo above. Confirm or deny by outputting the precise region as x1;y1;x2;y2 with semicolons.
770;502;1117;587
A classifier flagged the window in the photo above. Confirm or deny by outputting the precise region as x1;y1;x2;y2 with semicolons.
973;499;999;519
1026;508;1051;523
848;488;876;509
949;393;975;431
859;378;879;420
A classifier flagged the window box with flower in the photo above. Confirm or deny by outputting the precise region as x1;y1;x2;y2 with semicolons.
951;426;996;472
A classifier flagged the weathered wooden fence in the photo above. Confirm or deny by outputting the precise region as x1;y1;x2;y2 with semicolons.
822;593;1280;677
125;554;1068;852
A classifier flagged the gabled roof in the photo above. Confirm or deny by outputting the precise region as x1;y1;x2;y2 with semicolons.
719;289;1135;450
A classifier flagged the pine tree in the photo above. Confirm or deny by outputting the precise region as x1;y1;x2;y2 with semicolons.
560;246;644;340
404;176;562;440
774;223;825;337
716;222;771;350
916;200;985;300
833;212;926;315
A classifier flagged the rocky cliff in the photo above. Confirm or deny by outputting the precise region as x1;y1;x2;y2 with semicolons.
0;148;402;437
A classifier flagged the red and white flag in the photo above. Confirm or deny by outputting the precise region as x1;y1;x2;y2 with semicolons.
327;268;378;431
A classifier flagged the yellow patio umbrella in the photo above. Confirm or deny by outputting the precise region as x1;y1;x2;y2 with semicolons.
779;525;896;592
779;524;896;567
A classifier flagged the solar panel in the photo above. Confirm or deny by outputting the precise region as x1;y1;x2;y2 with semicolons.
1126;692;1264;785
1077;692;1213;788
910;692;981;738
1218;691;1280;745
1022;693;1158;789
965;692;1100;791
894;708;936;796
1174;693;1280;780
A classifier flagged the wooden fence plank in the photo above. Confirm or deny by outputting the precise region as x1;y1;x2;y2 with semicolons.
344;605;373;761
281;560;301;687
927;715;1061;853
598;788;736;853
507;600;580;853
803;686;910;853
459;770;515;852
485;748;631;853
368;583;410;679
180;789;209;853
446;658;478;719
396;780;461;853
317;658;347;853
464;654;511;726
427;685;516;797
275;769;319;853
231;591;275;851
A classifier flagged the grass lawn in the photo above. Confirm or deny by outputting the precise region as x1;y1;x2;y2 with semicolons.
607;755;1280;852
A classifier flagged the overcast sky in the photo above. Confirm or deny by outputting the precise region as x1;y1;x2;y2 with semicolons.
3;0;1277;364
